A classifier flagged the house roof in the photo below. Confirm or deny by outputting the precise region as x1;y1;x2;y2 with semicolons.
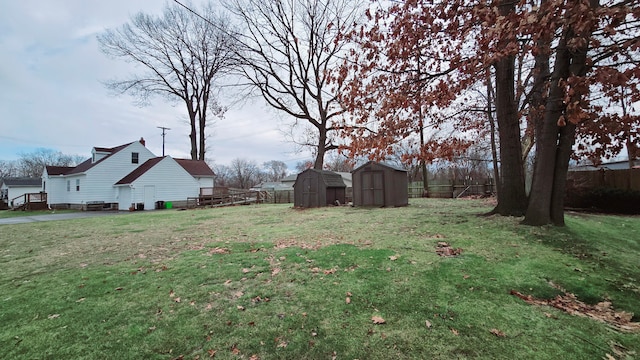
1;177;42;187
45;165;75;176
114;157;164;185
67;142;134;175
175;159;215;177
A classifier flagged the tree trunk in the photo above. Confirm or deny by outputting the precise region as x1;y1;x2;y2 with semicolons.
492;54;527;216
199;113;206;161
522;38;570;226
490;0;527;216
314;126;327;170
486;70;501;202
523;0;596;226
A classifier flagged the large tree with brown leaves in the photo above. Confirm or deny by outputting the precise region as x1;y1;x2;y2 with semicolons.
339;0;640;225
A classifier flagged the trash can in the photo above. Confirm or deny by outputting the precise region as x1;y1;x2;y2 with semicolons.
156;201;165;210
165;201;172;209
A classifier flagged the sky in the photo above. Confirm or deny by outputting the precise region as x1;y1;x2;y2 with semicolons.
0;0;312;170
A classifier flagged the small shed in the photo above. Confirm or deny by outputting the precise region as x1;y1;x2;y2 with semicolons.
352;161;408;207
293;169;346;208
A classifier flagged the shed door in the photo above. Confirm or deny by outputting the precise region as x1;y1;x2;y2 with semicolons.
144;185;155;211
302;176;317;207
361;171;384;206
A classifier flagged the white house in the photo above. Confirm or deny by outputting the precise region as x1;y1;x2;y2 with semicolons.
0;177;43;207
42;138;215;210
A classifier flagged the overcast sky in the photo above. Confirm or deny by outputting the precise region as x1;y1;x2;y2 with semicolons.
0;0;312;170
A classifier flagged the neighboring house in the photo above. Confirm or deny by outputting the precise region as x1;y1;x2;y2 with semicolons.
570;159;639;171
42;138;215;210
0;177;43;207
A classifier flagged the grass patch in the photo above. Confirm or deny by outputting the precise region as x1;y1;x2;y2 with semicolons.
0;209;78;219
1;199;639;359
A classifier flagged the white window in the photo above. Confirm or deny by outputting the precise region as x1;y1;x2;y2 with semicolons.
76;179;80;191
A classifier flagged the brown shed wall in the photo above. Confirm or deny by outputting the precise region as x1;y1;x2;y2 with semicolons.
352;162;408;207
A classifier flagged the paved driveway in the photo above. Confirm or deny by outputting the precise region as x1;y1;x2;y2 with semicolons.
0;211;128;225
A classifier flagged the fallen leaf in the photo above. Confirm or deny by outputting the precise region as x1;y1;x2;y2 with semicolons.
48;314;60;320
249;355;260;360
189;300;196;306
224;280;232;285
451;328;459;336
207;349;216;358
323;268;336;275
490;328;506;337
115;287;123;291
174;297;181;303
346;292;352;296
371;316;386;324
169;289;175;298
237;305;245;311
604;354;615;360
209;247;229;255
389;255;399;261
346;297;351;304
425;320;432;328
206;303;213;310
277;341;288;348
76;298;86;303
271;268;281;276
231;344;241;355
242;268;250;273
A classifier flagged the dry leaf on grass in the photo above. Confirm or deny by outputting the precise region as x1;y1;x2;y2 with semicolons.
207;349;216;358
436;242;463;257
346;297;351;304
371;316;386;324
490;328;506;337
389;255;399;261
271;268;281;276
208;247;230;255
425;320;432;328
511;289;640;332
451;328;459;336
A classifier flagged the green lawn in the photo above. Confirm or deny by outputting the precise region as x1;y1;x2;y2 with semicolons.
1;199;638;359
0;209;78;219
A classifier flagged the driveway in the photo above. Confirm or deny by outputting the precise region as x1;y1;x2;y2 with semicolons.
0;211;128;225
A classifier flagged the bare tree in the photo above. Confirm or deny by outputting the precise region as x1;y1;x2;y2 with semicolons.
263;160;288;181
17;149;84;178
98;2;235;160
0;160;19;179
230;158;263;189
225;0;361;169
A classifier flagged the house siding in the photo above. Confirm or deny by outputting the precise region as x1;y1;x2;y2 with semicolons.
2;185;43;205
126;157;201;210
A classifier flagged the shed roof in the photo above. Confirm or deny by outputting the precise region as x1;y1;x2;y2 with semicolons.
174;159;215;177
353;161;407;173
1;177;42;187
296;169;346;188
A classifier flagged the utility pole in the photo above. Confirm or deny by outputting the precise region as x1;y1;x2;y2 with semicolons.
157;126;170;156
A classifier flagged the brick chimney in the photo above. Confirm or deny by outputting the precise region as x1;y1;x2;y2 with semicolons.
139;137;146;146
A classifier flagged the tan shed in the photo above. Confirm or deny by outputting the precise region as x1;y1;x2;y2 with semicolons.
352;161;408;207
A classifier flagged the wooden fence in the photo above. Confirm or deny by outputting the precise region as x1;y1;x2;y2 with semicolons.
408;180;496;198
567;169;640;191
